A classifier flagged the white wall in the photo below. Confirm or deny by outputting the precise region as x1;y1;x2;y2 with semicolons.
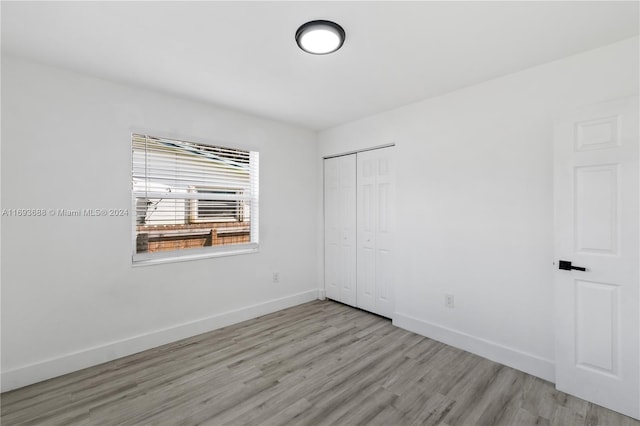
317;37;639;381
0;56;319;391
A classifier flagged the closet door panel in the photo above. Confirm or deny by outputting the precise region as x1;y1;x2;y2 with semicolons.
357;148;395;318
324;160;340;300
324;155;356;306
357;155;376;311
374;154;395;317
339;155;357;307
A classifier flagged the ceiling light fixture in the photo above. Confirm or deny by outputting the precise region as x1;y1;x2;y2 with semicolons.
295;20;345;55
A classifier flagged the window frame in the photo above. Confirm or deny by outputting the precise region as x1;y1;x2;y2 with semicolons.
130;131;259;266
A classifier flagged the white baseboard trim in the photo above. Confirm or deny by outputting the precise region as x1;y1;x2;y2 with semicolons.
1;289;319;392
393;312;555;383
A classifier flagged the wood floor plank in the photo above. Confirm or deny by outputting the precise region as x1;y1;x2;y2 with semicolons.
402;391;455;426
258;398;313;426
2;300;638;426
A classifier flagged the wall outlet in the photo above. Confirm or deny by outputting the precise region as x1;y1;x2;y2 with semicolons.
445;294;455;309
272;272;280;283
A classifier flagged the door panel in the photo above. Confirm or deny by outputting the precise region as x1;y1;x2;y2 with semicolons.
358;156;376;311
324;160;339;301
361;247;375;307
554;96;639;419
575;280;618;374
377;249;393;303
357;147;395;318
574;165;619;254
324;155;357;307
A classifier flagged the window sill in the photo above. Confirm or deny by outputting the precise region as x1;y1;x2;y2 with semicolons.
132;243;258;267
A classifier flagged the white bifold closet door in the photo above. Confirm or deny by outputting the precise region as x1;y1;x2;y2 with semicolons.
324;154;357;307
324;147;394;318
357;148;395;318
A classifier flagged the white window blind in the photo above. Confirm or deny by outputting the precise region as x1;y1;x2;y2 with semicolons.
132;133;259;263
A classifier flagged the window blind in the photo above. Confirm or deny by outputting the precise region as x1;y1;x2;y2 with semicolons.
132;133;259;262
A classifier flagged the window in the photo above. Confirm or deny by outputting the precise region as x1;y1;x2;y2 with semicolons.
189;188;245;222
132;133;259;264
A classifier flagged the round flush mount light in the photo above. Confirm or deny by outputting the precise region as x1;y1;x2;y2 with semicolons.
295;20;345;55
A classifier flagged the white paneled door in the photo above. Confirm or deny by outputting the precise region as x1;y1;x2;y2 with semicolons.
324;154;357;307
324;147;395;318
357;147;395;318
554;96;639;419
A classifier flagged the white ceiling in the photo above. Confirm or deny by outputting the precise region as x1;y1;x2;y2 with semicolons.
2;1;638;130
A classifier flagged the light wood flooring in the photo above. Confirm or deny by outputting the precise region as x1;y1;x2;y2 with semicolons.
1;300;638;425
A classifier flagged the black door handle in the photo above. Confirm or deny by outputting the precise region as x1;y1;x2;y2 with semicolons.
559;260;587;272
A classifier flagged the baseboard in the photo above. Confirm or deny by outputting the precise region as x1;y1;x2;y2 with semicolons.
393;312;555;382
1;289;319;392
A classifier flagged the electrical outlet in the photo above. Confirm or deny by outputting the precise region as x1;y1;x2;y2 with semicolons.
272;272;280;283
445;294;455;309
